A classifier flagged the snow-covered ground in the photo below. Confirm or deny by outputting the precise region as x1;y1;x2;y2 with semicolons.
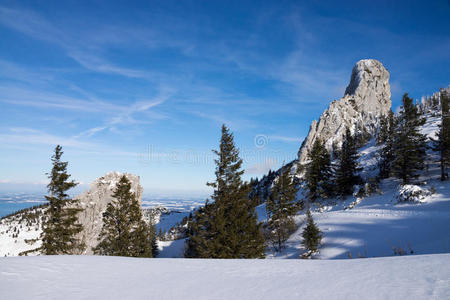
265;178;450;259
1;254;449;299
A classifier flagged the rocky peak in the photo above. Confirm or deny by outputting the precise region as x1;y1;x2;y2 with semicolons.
297;59;391;164
75;172;143;254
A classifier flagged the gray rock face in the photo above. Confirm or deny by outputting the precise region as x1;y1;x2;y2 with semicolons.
297;59;391;164
74;172;143;254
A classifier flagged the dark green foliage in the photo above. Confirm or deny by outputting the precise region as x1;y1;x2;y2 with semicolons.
186;125;265;258
41;145;85;255
94;175;155;257
301;209;322;256
305;139;333;201
378;110;396;178
432;90;450;181
354;124;372;148
392;94;427;184
335;128;362;197
185;204;211;258
266;165;301;251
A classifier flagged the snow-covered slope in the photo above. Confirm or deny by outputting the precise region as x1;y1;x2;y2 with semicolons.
264;178;450;259
262;109;450;259
0;205;45;256
1;254;449;299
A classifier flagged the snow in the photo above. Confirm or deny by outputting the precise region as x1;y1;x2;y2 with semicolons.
157;239;186;258
395;184;431;203
0;208;44;257
1;254;449;299
421;115;440;139
0;220;41;257
266;174;450;260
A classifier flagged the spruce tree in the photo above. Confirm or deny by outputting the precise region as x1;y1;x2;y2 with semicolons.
41;145;84;255
305;139;333;201
185;203;213;258
94;175;154;257
392;93;427;184
266;165;301;251
335;128;361;197
301;208;322;257
185;125;265;258
378;110;396;178
432;90;450;181
377;114;389;144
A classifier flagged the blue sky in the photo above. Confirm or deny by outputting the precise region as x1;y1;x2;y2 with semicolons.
0;0;449;196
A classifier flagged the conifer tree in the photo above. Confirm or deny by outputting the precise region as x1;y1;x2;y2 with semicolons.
392;93;427;184
335;128;361;197
305;139;333;201
378;110;396;178
432;90;450;181
185;125;265;258
377;114;389;144
94;175;154;257
301;209;322;257
266;166;301;251
41;145;85;255
185;203;213;258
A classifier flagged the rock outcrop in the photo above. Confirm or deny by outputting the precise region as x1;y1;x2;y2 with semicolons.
75;172;143;254
297;59;391;164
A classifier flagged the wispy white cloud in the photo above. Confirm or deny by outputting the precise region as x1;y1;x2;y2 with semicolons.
67;51;155;79
247;158;279;175
0;127;144;159
74;126;108;138
0;85;122;113
189;111;257;130
0;6;160;80
78;89;173;137
0;127;94;149
0;179;48;185
269;135;302;143
0;6;68;46
0;82;171;138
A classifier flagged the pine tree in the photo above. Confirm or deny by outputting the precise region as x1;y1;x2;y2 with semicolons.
41;145;84;255
392;93;427;184
377;114;389;144
301;209;322;257
335;128;361;197
266;165;301;251
432;90;450;181
185;125;265;258
94;175;154;257
185;203;213;258
305;139;333;201
378;110;396;178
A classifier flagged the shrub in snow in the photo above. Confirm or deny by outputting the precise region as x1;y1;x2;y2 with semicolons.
354;179;380;198
390;241;414;256
395;185;431;203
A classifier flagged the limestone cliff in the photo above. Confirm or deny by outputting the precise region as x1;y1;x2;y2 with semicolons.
75;172;143;254
297;59;391;163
